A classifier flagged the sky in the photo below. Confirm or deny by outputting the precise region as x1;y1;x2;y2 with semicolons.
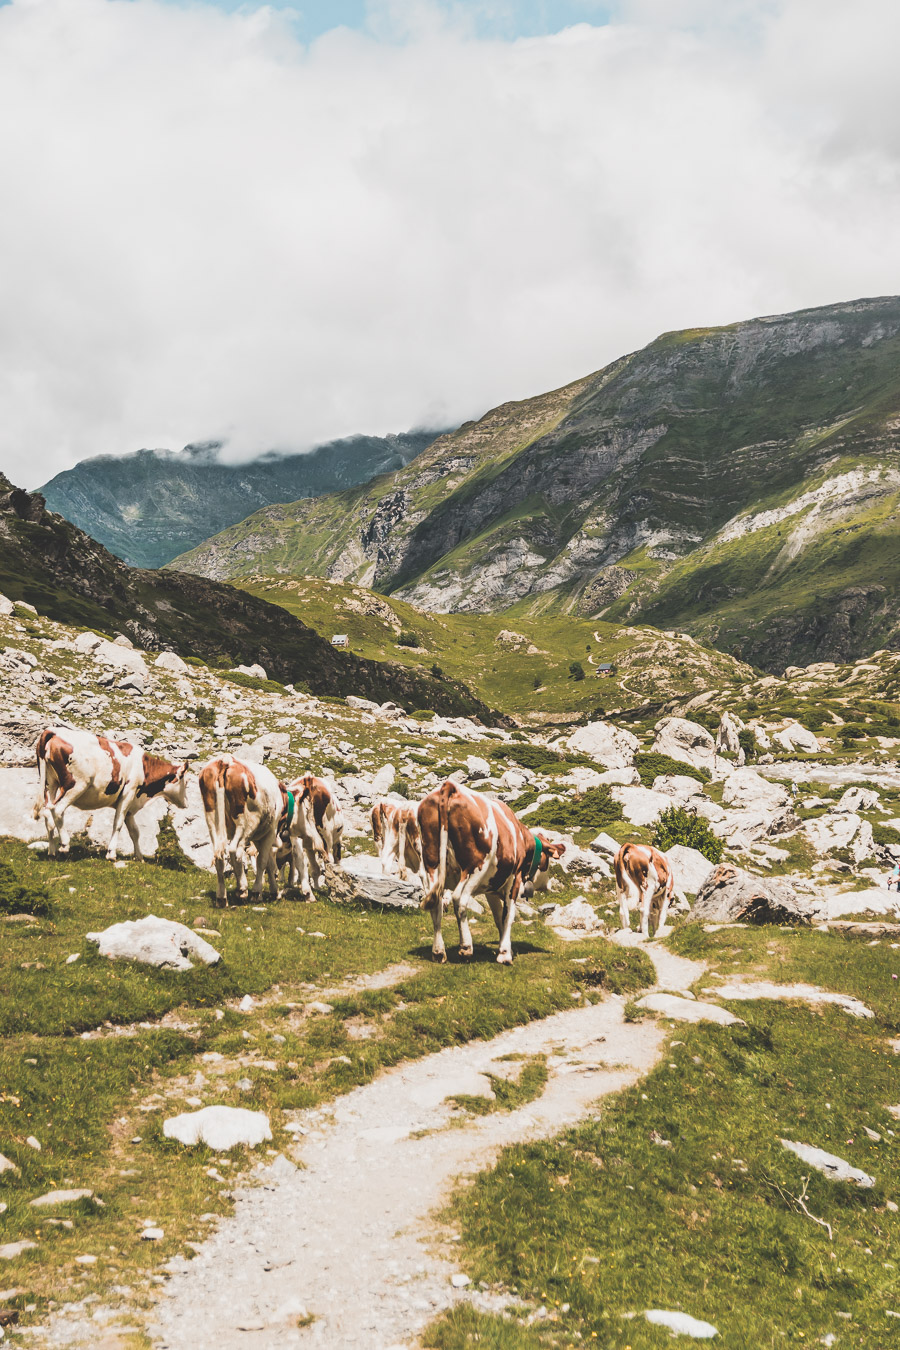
1;0;899;485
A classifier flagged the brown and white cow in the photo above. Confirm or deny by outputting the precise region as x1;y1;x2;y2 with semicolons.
34;727;189;860
417;780;553;965
198;754;284;905
613;842;675;939
282;773;344;899
524;831;567;897
371;799;423;884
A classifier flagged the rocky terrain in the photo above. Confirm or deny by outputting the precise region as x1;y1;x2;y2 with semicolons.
0;475;489;719
40;433;437;570
3;590;900;1348
170;296;900;671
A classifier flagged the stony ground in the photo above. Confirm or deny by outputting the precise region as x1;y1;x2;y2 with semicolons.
3;594;900;1348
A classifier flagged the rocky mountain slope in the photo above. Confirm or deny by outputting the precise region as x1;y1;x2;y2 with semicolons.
0;475;490;717
41;432;436;569
170;296;900;672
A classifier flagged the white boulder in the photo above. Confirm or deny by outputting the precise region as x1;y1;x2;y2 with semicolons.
163;1105;272;1151
566;721;638;769
155;651;189;674
371;764;396;795
0;592;14;617
465;754;491;780
541;897;604;932
637;994;743;1026
644;1310;718;1339
651;718;717;773
716;710;744;755
753;724;772;750
773;721;819;754
779;1139;874;1187
652;774;706;804
834;786;880;814
613;785;674;828
663;844;715;896
721;768;789;812
804;813;875;863
86;916;221;970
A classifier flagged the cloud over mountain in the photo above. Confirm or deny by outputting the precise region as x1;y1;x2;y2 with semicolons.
1;0;899;483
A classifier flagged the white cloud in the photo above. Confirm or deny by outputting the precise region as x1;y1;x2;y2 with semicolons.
1;0;899;486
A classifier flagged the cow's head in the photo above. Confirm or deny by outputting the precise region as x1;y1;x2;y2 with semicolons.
163;761;190;809
535;832;566;861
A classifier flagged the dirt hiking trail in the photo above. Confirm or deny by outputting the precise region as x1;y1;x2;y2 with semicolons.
145;941;704;1350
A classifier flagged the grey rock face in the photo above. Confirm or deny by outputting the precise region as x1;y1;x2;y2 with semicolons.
688;865;817;925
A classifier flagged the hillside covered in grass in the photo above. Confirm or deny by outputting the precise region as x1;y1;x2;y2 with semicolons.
171;296;900;672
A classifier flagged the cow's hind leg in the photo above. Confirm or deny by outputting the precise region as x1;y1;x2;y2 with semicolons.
616;880;631;932
451;893;474;959
450;855;495;959
495;878;518;965
655;882;673;938
426;893;447;963
639;866;658;940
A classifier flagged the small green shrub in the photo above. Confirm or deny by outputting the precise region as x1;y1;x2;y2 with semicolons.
0;848;54;916
490;743;572;772
531;786;623;835
633;752;709;787
220;670;286;694
569;661;585;681
193;703;216;728
652;805;724;863
397;630;421;648
154;815;193;871
430;663;444;678
738;727;757;761
872;821;900;848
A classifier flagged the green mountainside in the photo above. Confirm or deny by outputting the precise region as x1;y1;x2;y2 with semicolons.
170;296;900;672
40;432;436;569
0;476;490;718
237;574;754;721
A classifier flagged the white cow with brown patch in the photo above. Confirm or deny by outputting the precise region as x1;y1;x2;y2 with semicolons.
371;799;423;884
33;727;189;861
416;780;557;965
282;773;344;899
613;842;675;939
198;754;285;905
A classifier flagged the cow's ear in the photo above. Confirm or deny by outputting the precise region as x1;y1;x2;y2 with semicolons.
177;763;188;779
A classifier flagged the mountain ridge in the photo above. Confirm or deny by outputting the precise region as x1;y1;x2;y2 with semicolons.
169;295;900;671
40;431;439;569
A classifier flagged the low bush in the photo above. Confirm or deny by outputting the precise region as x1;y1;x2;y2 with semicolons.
397;630;421;648
154;816;193;871
872;821;900;848
531;785;623;835
0;847;54;917
633;752;709;787
192;703;216;727
652;805;724;863
220;670;286;694
738;727;757;761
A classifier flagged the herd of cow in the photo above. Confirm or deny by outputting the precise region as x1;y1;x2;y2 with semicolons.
33;725;677;964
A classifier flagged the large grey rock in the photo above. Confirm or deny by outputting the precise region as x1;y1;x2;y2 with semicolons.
163;1105;272;1151
465;754;491;780
613;785;673;827
721;768;789;812
688;865;817;925
652;774;706;804
371;764;396;796
30;1188;93;1208
753;724;772;750
155;650;189;674
234;663;267;680
636;994;743;1026
84;636;148;678
804;812;875;863
86;916;221;970
541;897;603;932
716;710;744;755
773;721;819;754
329;857;421;909
779;1139;874;1187
663;844;715;896
835;786;880;814
565;721;638;769
0;591;14;617
651;718;717;773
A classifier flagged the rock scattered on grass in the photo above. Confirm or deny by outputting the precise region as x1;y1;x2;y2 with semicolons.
0;1156;16;1176
540;897;604;933
644;1309;718;1338
86;915;221;970
636;994;744;1026
163;1105;272;1151
0;1242;37;1261
30;1189;93;1208
688;865;817;926
780;1139;875;1187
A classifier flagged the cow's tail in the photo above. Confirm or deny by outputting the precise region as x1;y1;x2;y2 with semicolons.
33;730;52;819
210;759;230;861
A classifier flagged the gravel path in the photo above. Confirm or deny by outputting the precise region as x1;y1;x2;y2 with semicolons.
149;940;705;1350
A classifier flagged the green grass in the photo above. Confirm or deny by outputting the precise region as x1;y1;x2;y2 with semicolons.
0;836;653;1325
448;1055;550;1117
425;926;900;1348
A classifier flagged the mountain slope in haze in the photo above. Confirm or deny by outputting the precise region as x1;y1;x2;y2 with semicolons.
170;296;900;671
0;475;492;719
40;432;437;569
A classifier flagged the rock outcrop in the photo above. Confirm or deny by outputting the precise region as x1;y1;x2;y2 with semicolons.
688;865;817;925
